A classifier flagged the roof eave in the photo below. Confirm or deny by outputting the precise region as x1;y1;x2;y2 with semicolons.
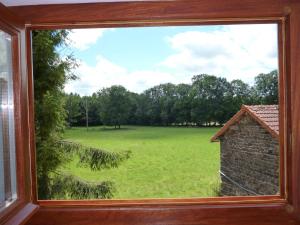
210;106;247;142
210;105;279;142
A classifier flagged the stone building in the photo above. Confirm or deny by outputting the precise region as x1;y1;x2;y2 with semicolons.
211;105;279;196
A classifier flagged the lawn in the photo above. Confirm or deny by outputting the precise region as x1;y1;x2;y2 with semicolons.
62;126;220;199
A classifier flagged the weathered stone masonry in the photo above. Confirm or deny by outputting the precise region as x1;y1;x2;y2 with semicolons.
219;114;279;196
211;105;279;196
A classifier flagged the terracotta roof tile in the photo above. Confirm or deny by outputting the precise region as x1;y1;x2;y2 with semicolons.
245;105;279;135
211;105;279;142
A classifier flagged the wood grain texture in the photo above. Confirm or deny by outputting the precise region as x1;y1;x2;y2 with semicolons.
36;195;284;207
289;3;300;220
4;204;38;225
277;19;286;201
0;3;24;29
0;3;38;225
10;0;288;26
25;29;38;205
3;0;300;224
26;203;299;225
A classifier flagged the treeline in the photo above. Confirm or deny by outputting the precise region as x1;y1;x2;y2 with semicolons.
65;70;278;128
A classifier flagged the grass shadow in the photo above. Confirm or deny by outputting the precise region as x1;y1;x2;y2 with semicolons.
98;127;137;132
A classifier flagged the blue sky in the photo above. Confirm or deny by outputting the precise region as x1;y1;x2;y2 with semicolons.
64;24;278;96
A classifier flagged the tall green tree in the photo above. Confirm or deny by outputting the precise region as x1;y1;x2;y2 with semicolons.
134;93;151;125
173;84;192;125
61;70;279;128
98;85;132;128
65;93;81;127
254;70;278;104
229;79;252;115
143;86;162;125
157;83;177;126
190;74;231;125
33;30;77;199
87;93;102;126
33;30;129;199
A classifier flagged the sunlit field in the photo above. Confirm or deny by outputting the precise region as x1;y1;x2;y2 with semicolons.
62;126;220;199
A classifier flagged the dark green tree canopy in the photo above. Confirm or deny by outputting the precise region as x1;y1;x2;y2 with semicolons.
254;70;278;104
64;70;278;128
98;85;132;128
33;30;78;199
65;93;81;127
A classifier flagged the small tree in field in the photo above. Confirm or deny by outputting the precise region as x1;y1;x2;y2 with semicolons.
98;85;131;129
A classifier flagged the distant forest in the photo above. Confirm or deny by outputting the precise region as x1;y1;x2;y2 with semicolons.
65;70;278;128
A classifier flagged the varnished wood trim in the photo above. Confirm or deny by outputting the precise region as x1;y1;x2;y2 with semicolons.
27;203;299;225
289;4;300;220
25;17;284;30
3;203;38;225
0;3;24;30
0;3;36;225
4;0;300;224
277;18;287;201
37;196;285;208
8;0;288;26
25;29;37;205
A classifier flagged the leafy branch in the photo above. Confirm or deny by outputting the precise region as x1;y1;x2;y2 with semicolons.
56;140;131;171
51;173;114;199
48;140;131;199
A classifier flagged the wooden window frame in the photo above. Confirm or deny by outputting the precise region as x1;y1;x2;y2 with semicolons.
0;0;300;224
28;17;287;204
0;4;38;225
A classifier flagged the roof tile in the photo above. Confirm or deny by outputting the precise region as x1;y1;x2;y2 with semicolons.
211;105;279;141
244;105;279;135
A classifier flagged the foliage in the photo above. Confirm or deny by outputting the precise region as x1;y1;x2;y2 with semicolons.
33;30;129;200
58;141;131;171
230;79;252;111
97;85;132;128
254;70;278;104
190;74;232;125
65;93;81;127
173;84;192;125
44;140;130;199
33;30;78;199
86;93;102;125
51;173;114;199
65;70;278;128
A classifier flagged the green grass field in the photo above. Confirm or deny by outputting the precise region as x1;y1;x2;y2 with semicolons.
62;126;220;199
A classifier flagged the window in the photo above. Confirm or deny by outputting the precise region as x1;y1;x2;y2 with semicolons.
1;1;300;225
0;30;17;211
32;24;281;200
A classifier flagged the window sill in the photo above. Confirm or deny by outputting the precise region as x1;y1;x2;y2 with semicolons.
36;195;285;207
3;203;39;225
27;201;299;225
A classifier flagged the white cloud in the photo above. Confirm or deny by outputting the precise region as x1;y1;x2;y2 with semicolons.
65;24;279;95
65;55;180;95
68;28;112;50
161;24;278;84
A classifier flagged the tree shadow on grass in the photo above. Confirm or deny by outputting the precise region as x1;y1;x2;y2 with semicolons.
98;127;137;132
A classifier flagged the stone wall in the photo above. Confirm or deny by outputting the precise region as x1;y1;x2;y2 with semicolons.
219;113;279;196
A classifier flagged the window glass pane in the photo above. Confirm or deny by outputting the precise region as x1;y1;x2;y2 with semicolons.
0;30;17;210
33;24;279;200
